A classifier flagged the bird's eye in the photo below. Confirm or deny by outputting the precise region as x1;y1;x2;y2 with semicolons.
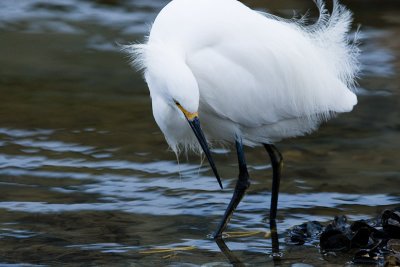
174;100;180;106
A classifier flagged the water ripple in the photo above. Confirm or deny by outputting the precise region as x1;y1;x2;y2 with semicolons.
0;154;200;175
0;192;396;218
359;29;395;77
0;227;39;239
0;128;54;138
0;0;166;34
13;139;94;153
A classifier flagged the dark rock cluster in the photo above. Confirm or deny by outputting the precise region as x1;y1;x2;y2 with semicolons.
288;208;400;266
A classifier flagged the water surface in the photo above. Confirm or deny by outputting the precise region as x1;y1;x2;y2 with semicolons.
0;0;399;266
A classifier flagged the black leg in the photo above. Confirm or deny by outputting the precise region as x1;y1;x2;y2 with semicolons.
263;144;283;221
213;138;250;239
269;219;281;261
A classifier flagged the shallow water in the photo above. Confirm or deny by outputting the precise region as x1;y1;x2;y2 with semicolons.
0;0;399;266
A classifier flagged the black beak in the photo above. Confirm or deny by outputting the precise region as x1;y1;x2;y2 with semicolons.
187;117;223;189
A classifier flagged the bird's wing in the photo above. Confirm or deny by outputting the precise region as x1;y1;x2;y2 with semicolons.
187;23;356;128
162;0;357;128
144;0;357;128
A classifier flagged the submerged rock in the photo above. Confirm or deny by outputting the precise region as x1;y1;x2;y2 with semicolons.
288;221;323;245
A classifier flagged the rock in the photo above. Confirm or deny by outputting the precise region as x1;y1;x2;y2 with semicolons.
351;226;371;248
289;221;323;245
288;207;400;264
385;253;400;267
320;216;352;252
382;209;400;239
387;239;400;254
353;249;379;265
320;229;351;252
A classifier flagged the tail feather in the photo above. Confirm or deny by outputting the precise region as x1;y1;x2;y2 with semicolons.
309;0;360;91
261;0;360;91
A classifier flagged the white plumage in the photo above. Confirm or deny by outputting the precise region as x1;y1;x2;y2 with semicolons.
126;0;359;153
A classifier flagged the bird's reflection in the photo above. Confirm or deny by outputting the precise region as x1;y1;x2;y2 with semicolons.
215;220;281;266
215;237;245;267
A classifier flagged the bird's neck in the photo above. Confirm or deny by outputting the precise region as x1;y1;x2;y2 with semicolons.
144;42;200;113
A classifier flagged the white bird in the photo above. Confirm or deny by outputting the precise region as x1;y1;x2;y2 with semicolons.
124;0;360;238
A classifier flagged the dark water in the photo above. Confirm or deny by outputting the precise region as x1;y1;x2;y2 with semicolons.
0;0;399;266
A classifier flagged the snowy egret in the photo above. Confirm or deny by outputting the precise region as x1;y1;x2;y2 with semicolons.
124;0;360;238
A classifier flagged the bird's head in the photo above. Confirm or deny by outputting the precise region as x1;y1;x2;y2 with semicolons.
140;46;222;189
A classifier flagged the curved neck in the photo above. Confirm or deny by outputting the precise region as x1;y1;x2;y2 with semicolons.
144;42;199;113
